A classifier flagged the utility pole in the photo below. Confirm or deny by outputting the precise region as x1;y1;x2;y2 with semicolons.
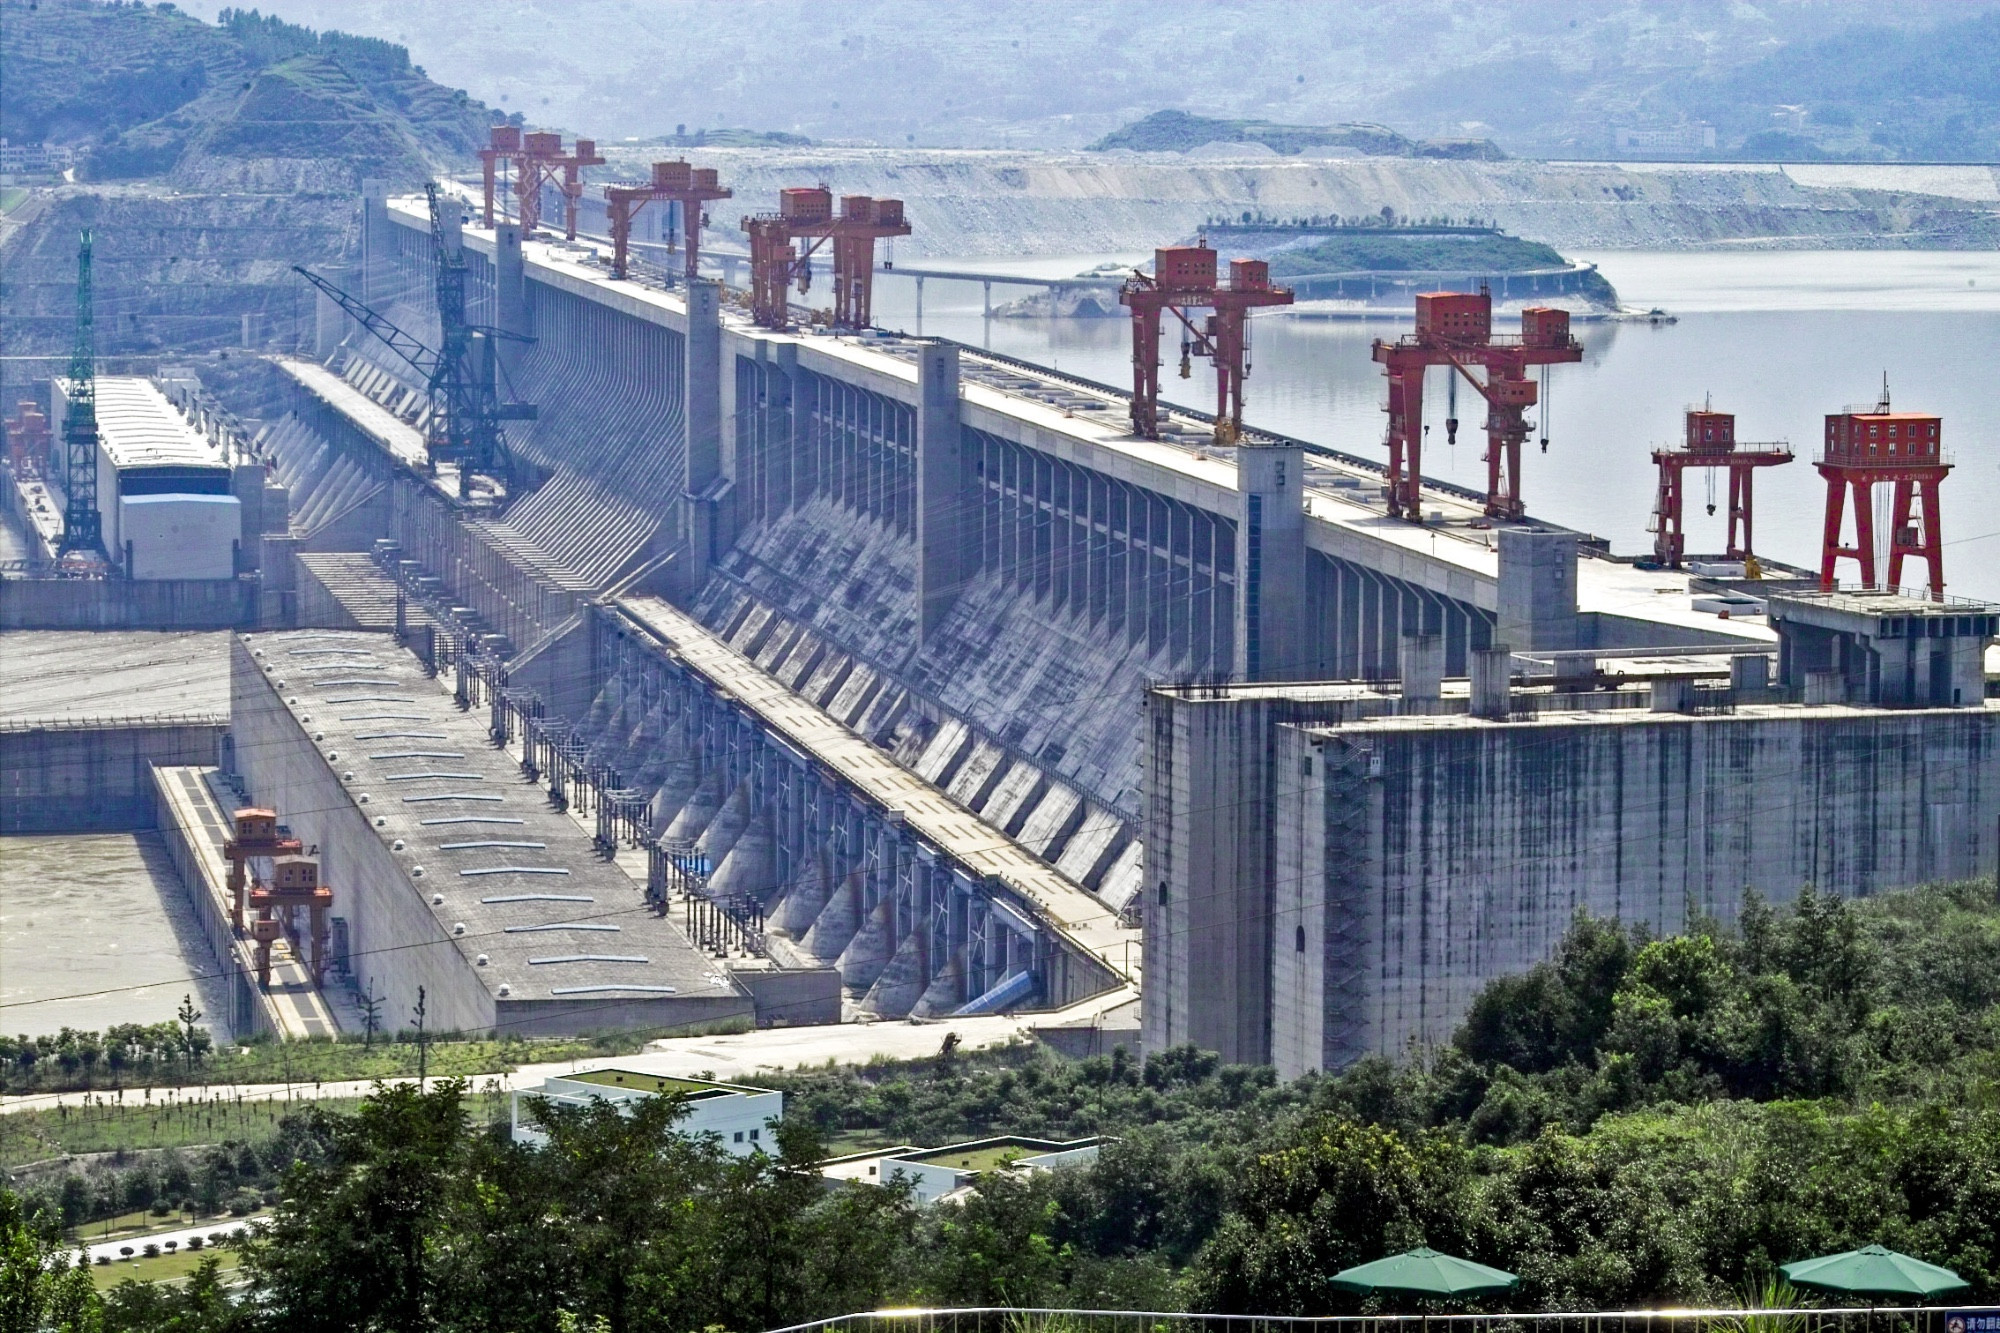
360;982;382;1049
412;986;428;1089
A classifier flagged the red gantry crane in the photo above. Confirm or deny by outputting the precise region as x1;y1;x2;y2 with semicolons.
478;125;521;229
1118;244;1295;444
1649;403;1792;568
485;129;603;240
1372;289;1583;521
1817;378;1950;599
741;186;910;330
605;160;732;283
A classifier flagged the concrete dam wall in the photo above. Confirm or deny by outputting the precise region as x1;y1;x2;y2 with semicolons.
235;189;1788;1041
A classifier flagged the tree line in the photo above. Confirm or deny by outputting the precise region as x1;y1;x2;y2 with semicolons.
6;879;1994;1332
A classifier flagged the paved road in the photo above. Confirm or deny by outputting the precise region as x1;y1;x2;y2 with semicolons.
74;1217;264;1264
1;1009;1080;1115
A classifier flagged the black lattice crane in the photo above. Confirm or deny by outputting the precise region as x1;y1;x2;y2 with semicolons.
294;186;535;499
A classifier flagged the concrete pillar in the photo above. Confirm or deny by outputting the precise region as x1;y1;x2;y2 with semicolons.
1471;644;1513;719
1651;677;1694;713
677;279;724;598
1730;653;1771;694
313;280;346;361
1399;631;1444;704
360;178;388;307
1498;527;1580;652
1234;443;1308;681
494;222;527;386
916;343;967;644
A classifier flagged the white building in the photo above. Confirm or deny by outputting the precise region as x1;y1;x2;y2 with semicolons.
510;1069;783;1156
51;377;239;579
822;1136;1105;1205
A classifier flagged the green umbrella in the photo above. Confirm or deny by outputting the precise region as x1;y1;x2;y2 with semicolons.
1780;1245;1969;1298
1330;1247;1520;1297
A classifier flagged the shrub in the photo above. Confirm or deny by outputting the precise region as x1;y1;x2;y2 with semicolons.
118;1246;133;1258
148;1198;172;1217
187;1235;204;1250
142;1243;160;1258
95;1254;111;1266
164;1239;178;1251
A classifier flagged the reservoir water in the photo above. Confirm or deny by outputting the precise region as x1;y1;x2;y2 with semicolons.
0;833;235;1041
870;250;2000;603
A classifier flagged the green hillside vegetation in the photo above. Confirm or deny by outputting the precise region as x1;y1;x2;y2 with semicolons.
6;880;1994;1331
0;0;499;185
1089;109;1504;160
1265;232;1570;275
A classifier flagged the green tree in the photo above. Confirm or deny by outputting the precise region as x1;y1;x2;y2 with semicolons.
240;1079;469;1333
0;1186;102;1333
1184;1118;1472;1314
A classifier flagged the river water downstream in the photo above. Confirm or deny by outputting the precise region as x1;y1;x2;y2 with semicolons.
871;249;2000;603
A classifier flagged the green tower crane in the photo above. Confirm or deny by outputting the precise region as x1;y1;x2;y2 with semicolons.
56;228;105;563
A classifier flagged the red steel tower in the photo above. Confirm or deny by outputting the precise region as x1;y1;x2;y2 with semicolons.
605;160;733;283
741;186;909;330
1649;405;1793;567
1817;384;1949;598
1120;245;1220;439
505;131;603;239
1118;246;1292;443
1371;291;1583;521
477;125;521;228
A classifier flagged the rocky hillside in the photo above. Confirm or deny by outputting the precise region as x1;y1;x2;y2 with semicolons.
605;147;2000;259
0;1;501;407
2;0;496;188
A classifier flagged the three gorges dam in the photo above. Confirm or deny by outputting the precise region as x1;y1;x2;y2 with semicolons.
10;158;1995;1069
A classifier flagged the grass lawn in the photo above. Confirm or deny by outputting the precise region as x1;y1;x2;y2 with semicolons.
0;186;29;213
8;1031;661;1096
0;1097;367;1168
90;1244;243;1291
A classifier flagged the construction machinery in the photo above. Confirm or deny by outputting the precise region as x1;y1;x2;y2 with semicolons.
294;185;535;499
223;807;301;933
605;160;732;283
477;126;603;239
1371;290;1583;521
1119;245;1294;443
5;400;50;478
741;186;910;330
1817;378;1950;598
1649;403;1792;568
56;230;105;567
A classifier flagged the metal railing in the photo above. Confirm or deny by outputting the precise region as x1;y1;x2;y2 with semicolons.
760;1306;1995;1333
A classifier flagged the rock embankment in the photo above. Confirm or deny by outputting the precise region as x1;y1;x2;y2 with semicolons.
617;147;2000;259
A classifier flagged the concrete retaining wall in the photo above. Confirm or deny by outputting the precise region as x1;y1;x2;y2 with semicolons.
1;723;224;831
228;636;496;1035
1273;704;2000;1074
0;576;256;630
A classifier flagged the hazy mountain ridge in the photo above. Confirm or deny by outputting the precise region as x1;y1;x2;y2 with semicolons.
0;0;500;188
168;0;2000;160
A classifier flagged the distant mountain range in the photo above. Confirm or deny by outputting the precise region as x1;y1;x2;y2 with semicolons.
152;0;2000;162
